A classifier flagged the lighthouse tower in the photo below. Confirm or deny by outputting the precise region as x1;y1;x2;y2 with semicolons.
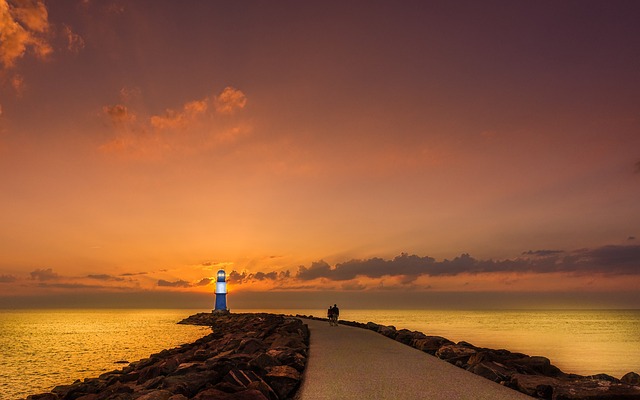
214;269;228;312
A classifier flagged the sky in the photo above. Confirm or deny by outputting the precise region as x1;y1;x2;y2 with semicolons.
1;0;639;309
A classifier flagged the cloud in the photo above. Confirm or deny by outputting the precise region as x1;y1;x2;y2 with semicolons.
635;160;640;174
11;73;24;95
101;86;250;159
150;99;208;130
63;24;84;53
227;269;290;285
120;272;147;276
0;274;17;283
87;274;124;281
37;282;113;290
0;0;52;69
196;278;212;286
214;86;247;114
290;245;640;283
30;268;59;281
521;250;564;257
157;279;191;288
629;236;636;241
103;104;136;124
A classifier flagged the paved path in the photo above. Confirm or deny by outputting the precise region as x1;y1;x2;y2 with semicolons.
296;319;530;400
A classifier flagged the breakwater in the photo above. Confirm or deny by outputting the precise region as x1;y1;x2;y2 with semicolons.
297;315;640;400
26;313;309;400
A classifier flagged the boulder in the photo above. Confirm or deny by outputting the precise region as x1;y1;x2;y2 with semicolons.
135;390;174;400
265;365;301;399
395;329;425;345
238;338;266;354
377;325;397;339
435;344;477;363
411;336;454;355
467;361;514;383
27;394;59;400
193;389;268;400
622;372;640;386
510;356;562;377
365;322;380;331
510;374;559;398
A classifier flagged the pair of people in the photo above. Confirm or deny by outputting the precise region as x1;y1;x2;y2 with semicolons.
327;304;340;326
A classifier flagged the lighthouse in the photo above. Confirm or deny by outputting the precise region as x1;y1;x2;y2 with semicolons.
214;269;228;312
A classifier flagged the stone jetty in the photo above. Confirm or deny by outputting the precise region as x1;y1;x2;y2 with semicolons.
26;313;309;400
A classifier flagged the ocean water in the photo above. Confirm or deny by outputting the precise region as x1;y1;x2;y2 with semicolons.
0;309;210;400
1;309;639;399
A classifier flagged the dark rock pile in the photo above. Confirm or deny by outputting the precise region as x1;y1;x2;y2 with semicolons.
26;313;309;400
299;315;640;400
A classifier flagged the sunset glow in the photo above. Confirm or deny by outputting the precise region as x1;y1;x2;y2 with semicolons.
1;1;639;309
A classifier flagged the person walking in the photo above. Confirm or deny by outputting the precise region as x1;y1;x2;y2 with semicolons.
327;305;334;326
331;304;339;326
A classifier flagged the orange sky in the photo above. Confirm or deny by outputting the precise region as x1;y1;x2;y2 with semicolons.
1;1;639;308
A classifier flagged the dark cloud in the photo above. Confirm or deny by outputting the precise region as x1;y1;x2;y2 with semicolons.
522;250;564;256
0;274;17;283
228;269;290;285
30;268;59;281
292;245;640;281
37;283;109;290
120;272;147;276
157;279;191;288
196;278;212;286
87;274;124;281
629;236;636;241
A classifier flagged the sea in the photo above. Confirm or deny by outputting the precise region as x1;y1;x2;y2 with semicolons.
1;309;639;400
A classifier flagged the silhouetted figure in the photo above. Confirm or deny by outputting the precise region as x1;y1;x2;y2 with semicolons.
330;304;339;326
327;306;334;326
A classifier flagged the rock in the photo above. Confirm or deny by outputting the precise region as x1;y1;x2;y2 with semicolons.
622;372;640;385
510;356;562;377
365;322;380;331
510;374;560;398
377;325;397;339
27;394;59;400
167;396;189;400
249;353;278;371
136;390;174;400
265;365;301;399
435;343;477;363
247;380;278;400
238;338;266;354
193;389;268;400
412;336;454;355
467;361;513;383
270;334;306;351
395;329;425;345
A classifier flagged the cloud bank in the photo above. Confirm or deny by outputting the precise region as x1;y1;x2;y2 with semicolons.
227;245;640;288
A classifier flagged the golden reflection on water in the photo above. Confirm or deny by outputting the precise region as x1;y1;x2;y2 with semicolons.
0;309;209;400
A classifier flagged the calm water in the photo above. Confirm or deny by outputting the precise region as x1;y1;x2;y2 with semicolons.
0;309;210;400
1;309;639;399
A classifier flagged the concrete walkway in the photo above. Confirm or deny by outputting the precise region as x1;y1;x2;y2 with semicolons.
296;319;530;400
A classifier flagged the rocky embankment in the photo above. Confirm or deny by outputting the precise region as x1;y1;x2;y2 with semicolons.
27;313;309;400
297;315;640;400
